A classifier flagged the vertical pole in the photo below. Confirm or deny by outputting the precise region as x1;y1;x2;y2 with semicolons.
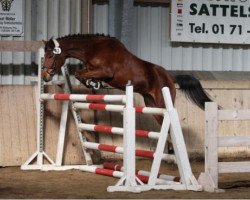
21;48;55;170
37;48;45;166
148;112;170;186
55;82;69;165
123;84;136;186
63;65;93;165
108;83;143;192
205;102;219;189
162;87;193;186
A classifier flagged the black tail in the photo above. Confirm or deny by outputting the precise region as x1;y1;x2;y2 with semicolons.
174;75;212;110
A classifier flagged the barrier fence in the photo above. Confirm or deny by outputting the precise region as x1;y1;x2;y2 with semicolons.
198;102;250;192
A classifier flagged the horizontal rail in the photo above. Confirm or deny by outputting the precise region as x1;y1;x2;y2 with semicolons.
39;164;179;186
218;136;250;147
40;164;183;188
218;109;250;121
83;142;176;162
74;165;175;185
103;162;180;182
40;93;126;103
78;123;159;139
219;161;250;173
74;102;166;115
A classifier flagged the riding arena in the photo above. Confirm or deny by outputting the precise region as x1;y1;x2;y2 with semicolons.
1;0;250;199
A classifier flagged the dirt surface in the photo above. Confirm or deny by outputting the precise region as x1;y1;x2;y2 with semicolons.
1;160;250;199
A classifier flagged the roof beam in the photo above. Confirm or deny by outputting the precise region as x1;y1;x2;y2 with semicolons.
134;0;170;6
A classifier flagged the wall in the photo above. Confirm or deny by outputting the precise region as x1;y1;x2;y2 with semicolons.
93;3;250;71
2;2;250;85
1;82;250;166
0;0;86;85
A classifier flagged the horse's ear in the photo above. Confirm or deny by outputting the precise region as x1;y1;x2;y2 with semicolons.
42;40;47;46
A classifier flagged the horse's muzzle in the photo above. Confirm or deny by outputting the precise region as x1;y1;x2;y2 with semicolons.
42;70;53;82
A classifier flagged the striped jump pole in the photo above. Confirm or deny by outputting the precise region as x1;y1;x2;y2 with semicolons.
103;162;180;182
83;142;176;163
41;164;178;186
40;93;126;103
73;102;166;115
84;166;172;185
39;163;179;186
78;123;160;139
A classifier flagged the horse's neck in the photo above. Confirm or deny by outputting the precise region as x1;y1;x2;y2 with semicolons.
66;49;85;62
61;39;89;62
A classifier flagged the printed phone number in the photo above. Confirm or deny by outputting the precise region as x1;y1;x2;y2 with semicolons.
189;23;248;35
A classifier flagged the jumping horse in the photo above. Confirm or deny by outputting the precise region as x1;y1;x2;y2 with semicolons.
42;34;212;124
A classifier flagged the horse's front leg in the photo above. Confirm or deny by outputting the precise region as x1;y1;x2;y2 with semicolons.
75;68;92;88
75;64;113;88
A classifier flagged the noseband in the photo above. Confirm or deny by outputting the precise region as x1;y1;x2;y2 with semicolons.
43;39;62;76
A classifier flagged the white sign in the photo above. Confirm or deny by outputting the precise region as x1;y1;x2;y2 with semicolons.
0;0;23;36
171;0;250;44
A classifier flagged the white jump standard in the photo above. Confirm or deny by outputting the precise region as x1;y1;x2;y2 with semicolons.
21;47;202;193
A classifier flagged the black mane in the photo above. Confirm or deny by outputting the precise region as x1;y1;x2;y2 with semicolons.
57;33;113;40
45;33;117;50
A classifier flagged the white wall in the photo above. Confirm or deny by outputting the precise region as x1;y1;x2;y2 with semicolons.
1;2;250;85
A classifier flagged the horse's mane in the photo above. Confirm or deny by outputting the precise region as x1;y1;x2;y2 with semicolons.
45;33;121;50
57;33;113;40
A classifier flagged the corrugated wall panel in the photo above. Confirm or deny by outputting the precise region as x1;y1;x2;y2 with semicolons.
222;47;233;71
202;46;212;71
243;47;250;71
1;37;13;84
13;37;25;84
137;7;151;61
132;6;250;72
150;7;161;65
161;6;172;69
182;44;193;70
2;3;250;85
48;0;59;38
24;0;32;84
0;0;83;85
37;0;48;40
29;2;250;73
93;4;108;34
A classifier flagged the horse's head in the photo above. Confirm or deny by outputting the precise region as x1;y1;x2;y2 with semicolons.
42;38;66;82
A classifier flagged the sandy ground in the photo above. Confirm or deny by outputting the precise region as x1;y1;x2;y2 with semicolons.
1;160;250;199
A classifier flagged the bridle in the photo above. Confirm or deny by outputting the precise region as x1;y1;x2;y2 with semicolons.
42;39;62;76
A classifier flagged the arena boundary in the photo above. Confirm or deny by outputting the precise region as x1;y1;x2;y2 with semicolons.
198;102;250;192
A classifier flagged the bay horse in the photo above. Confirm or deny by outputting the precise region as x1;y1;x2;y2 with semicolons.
42;34;212;148
42;34;212;113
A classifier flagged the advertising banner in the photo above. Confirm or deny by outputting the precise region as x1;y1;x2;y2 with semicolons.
0;0;23;36
171;0;250;44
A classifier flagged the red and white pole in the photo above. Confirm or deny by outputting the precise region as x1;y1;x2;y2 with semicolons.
103;162;180;182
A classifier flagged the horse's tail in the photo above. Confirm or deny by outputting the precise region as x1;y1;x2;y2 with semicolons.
174;75;212;110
